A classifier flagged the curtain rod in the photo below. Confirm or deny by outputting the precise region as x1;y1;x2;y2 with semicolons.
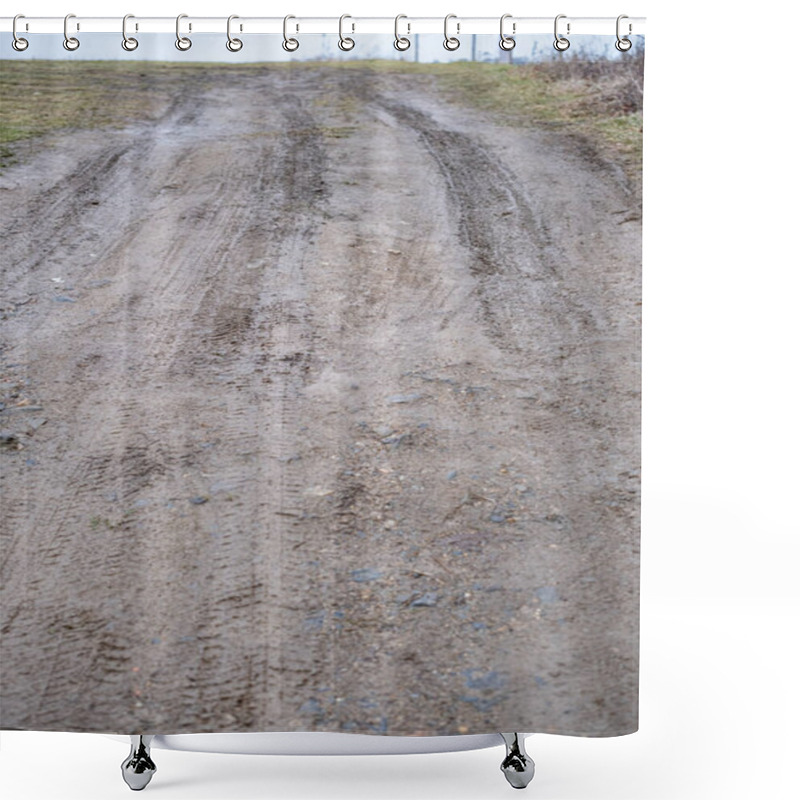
1;16;646;37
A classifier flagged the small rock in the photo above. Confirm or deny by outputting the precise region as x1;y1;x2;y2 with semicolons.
386;393;421;404
351;568;382;583
53;295;77;303
446;470;458;480
381;433;410;447
535;586;560;604
410;592;438;607
189;496;209;505
300;698;323;715
304;486;334;496
1;431;21;450
1;404;44;414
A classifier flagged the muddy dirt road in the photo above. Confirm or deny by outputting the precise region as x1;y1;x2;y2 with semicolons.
0;65;640;736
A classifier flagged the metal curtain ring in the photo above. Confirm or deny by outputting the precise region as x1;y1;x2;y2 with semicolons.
176;14;192;50
615;14;632;51
12;14;29;51
499;13;515;51
554;14;570;51
122;14;138;51
394;14;411;51
63;13;80;50
338;14;355;51
443;13;460;51
282;15;299;51
226;14;243;51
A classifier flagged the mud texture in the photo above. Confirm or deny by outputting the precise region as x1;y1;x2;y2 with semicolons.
0;65;641;736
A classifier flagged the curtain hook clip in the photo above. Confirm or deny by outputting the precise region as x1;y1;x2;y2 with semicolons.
394;14;411;51
554;14;570;51
500;13;516;51
122;14;138;51
12;14;29;51
176;14;192;51
63;13;80;51
615;15;632;51
338;14;355;51
444;13;460;51
282;15;299;51
226;14;243;51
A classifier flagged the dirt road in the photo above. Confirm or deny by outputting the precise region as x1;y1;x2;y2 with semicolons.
0;65;641;736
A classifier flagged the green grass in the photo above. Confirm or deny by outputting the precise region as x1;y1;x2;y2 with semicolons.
1;56;643;181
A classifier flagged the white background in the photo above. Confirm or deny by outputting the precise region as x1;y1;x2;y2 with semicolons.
2;1;798;798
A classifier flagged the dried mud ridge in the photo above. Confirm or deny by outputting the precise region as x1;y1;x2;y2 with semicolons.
1;67;641;736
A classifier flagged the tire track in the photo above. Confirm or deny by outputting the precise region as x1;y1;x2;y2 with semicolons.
1;72;331;730
371;97;591;353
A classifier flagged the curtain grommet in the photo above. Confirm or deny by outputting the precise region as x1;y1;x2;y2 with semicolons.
63;13;80;51
121;14;138;51
499;14;516;51
615;15;633;51
554;14;570;51
176;14;192;51
338;14;355;51
226;14;243;52
12;14;29;51
282;15;299;52
394;14;411;51
443;14;460;51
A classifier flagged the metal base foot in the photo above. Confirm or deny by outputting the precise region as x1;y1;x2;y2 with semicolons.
121;735;156;791
500;732;535;789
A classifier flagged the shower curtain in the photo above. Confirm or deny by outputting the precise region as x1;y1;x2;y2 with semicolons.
0;28;643;738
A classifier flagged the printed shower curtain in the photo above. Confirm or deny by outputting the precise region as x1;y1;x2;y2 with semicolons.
0;28;643;738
